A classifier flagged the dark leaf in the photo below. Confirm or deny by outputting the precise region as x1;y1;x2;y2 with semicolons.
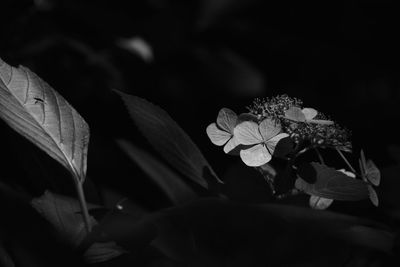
296;162;369;201
116;139;198;205
0;242;15;267
31;191;125;263
148;198;394;266
115;90;222;188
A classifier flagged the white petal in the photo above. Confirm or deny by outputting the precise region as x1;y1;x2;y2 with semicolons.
217;108;237;133
206;123;231;146
284;107;306;122
234;121;263;145
239;144;271;167
309;196;334;210
265;133;289;155
259;118;282;141
302;108;318;121
223;136;239;153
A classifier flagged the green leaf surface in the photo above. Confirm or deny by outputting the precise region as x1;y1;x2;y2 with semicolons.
115;90;222;188
31;191;125;264
116;139;198;205
295;162;369;201
0;57;89;182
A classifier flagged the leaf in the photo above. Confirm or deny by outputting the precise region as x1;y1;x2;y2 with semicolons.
365;160;381;186
0;57;89;182
149;198;394;266
296;162;369;201
368;185;379;207
0;242;15;267
31;191;125;263
115;90;222;188
309;195;334;210
116;139;198;205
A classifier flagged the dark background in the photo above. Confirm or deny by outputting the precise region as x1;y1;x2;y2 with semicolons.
1;0;400;207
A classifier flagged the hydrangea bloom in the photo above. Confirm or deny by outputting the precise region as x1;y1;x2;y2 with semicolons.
234;119;288;166
206;108;239;153
284;106;333;125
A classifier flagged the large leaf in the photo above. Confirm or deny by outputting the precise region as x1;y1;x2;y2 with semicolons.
0;57;89;182
116;139;198;205
115;90;222;188
295;162;369;201
31;191;125;264
148;198;394;266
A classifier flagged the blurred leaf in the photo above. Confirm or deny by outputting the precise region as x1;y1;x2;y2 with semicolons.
115;90;222;188
365;160;381;186
0;57;89;183
117;37;154;63
85;211;157;253
148;198;394;266
116;139;198;205
0;242;15;267
31;191;125;263
296;162;369;201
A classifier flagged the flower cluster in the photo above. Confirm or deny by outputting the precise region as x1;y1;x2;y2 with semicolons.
207;95;352;166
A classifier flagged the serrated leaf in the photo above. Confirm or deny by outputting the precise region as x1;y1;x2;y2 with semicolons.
31;191;125;263
115;90;222;188
116;139;197;205
296;162;369;201
0;57;89;182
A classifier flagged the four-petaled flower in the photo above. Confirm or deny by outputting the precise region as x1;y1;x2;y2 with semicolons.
206;108;239;153
284;107;333;125
234;119;289;167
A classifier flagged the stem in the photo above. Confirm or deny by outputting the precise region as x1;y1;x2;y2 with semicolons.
314;147;325;165
75;180;91;233
276;189;300;199
256;167;276;195
336;148;356;173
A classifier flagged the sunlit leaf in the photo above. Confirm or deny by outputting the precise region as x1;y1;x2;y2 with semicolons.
31;191;125;263
296;163;369;201
0;57;89;182
115;90;222;188
309;195;334;210
116;139;197;205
